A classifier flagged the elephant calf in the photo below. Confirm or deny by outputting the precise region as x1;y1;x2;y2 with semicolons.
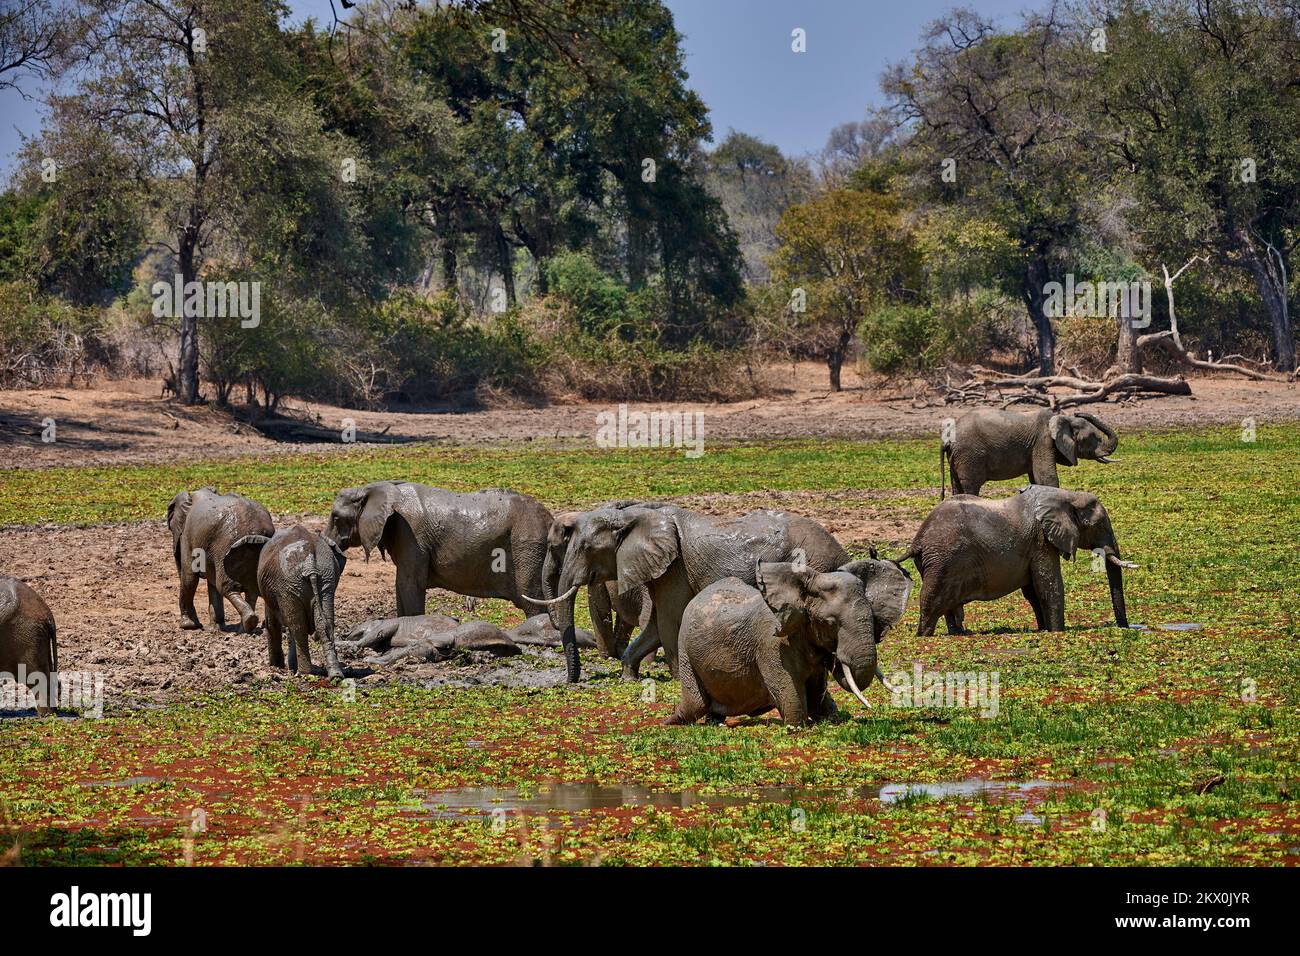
941;408;1119;497
365;621;524;667
224;526;347;678
168;487;275;632
902;485;1134;636
668;559;912;728
0;576;58;714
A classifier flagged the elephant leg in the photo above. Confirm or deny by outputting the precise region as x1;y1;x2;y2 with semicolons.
1022;584;1048;631
945;606;968;635
756;647;806;727
917;589;945;637
665;660;709;725
648;574;688;678
178;565;202;630
620;611;660;681
266;613;286;669
1029;553;1066;632
226;589;259;633
395;560;427;617
806;674;838;722
291;627;314;676
206;577;226;633
587;584;619;659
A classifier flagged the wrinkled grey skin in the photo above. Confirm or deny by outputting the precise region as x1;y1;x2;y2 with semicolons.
668;559;912;727
336;613;596;657
168;488;275;632
544;503;850;683
362;620;524;667
224;525;347;678
0;576;58;713
902;485;1131;635
543;504;653;662
325;482;552;618
942;408;1119;497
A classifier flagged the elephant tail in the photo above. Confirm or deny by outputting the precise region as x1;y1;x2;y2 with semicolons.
939;440;947;501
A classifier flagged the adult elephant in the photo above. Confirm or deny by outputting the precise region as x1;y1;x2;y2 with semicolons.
901;485;1135;636
534;503;850;683
325;482;551;618
167;488;275;632
542;502;655;663
940;408;1119;498
669;558;912;727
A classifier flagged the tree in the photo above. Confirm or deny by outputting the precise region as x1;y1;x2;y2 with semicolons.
884;6;1095;374
1092;0;1300;371
771;188;916;390
0;0;66;93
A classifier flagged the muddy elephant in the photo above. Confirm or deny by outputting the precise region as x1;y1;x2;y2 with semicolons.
325;482;552;618
940;408;1119;498
542;504;654;662
668;558;912;727
338;613;597;657
168;488;275;632
360;620;524;667
0;576;58;714
225;525;347;678
901;485;1135;636
534;503;850;683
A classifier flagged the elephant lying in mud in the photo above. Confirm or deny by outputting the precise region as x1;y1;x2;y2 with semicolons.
535;502;850;683
224;526;347;678
940;408;1119;498
325;482;552;617
901;485;1135;636
0;576;58;713
337;613;596;667
168;488;274;632
668;559;912;728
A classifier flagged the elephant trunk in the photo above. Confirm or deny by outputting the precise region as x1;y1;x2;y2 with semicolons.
832;618;878;709
550;559;582;683
1106;549;1129;629
1082;413;1120;460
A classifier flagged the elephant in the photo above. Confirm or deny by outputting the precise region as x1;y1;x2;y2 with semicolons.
940;408;1119;498
0;576;58;714
543;504;654;662
900;484;1135;636
224;525;347;678
168;487;275;632
533;503;850;683
668;558;913;727
361;620;524;667
337;613;597;656
325;482;552;619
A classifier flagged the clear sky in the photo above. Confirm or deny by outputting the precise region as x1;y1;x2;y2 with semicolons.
0;0;1039;181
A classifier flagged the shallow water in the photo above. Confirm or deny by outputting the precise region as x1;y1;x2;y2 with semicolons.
415;778;1068;820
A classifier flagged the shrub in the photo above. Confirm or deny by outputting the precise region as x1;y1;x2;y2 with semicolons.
858;304;941;374
0;281;118;387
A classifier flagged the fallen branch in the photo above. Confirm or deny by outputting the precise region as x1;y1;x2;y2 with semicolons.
1137;329;1289;382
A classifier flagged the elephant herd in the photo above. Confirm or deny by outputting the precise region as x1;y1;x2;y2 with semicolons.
0;406;1134;726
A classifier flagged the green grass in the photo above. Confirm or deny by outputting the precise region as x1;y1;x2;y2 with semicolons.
1;422;1298;864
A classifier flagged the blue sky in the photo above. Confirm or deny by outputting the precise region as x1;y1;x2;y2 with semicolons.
0;0;1039;181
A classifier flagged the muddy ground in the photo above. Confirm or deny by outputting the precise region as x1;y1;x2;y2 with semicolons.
1;364;1296;711
3;363;1297;470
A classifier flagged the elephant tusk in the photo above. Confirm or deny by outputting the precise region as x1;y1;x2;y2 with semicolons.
841;665;872;709
522;585;579;606
1106;554;1139;569
1097;456;1121;463
874;666;896;694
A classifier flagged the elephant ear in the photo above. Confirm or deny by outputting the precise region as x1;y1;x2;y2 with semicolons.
840;559;913;641
1032;492;1080;559
224;534;270;593
166;491;193;562
357;483;400;559
1049;414;1078;466
615;509;680;595
756;561;814;634
548;512;578;549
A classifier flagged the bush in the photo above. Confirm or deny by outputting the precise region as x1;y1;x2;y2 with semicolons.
1055;315;1118;376
858;304;941;374
0;281;118;387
